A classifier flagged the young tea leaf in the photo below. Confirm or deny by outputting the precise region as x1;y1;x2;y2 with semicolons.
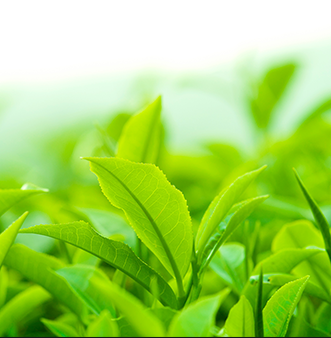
84;157;193;298
41;318;80;338
0;212;28;268
263;275;310;337
117;96;162;164
224;295;255;337
86;310;119;337
294;169;331;264
196;166;266;256
20;221;177;308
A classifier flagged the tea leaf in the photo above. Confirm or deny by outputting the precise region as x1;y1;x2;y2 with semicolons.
256;266;264;338
168;288;230;337
196;166;266;255
20;221;177;308
86;310;119;337
224;295;255;337
0;185;47;216
263;275;310;337
4;244;88;320
0;212;28;268
85;157;193;298
41;318;80;337
0;285;51;336
294;169;331;264
117;96;162;164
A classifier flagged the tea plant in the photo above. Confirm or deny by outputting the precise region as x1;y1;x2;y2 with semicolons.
1;63;331;337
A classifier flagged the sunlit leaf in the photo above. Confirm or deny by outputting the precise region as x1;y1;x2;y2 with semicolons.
86;310;119;337
263;275;310;337
20;221;177;308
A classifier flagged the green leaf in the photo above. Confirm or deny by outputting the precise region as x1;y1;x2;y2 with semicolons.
210;243;247;295
250;63;296;129
224;295;255;337
0;185;47;216
243;247;322;307
294;169;331;264
41;318;80;337
84;157;193;298
60;265;165;337
0;266;8;308
263;275;310;337
56;265;116;317
0;212;28;268
272;221;331;293
266;273;331;304
256;266;264;338
117;96;162;164
196;166;266;255
200;195;268;269
288;316;331;337
168;288;230;337
86;310;119;337
4;244;88;320
0;285;51;336
20;221;177;308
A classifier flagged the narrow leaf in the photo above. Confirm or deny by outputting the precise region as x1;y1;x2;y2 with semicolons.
20;221;177;308
196;166;266;255
256;266;264;338
263;276;310;337
294;169;331;264
84;157;193;297
224;295;255;337
117;96;162;164
0;212;28;268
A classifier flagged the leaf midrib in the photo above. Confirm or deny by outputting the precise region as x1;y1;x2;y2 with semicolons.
89;159;184;292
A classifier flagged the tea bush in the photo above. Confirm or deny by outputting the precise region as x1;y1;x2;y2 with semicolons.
1;63;331;337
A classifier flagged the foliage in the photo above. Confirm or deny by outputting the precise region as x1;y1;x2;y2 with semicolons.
1;63;331;337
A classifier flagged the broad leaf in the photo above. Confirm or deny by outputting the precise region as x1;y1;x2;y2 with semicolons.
0;285;51;336
20;221;177;308
41;318;80;337
272;221;331;293
294;169;331;264
117;96;162;164
4;244;88;320
168;288;230;337
224;295;255;337
86;310;119;337
0;185;47;216
263;275;310;337
85;157;193;297
196;166;266;255
0;212;28;268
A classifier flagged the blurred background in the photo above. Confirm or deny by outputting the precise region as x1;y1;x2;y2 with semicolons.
2;1;331;252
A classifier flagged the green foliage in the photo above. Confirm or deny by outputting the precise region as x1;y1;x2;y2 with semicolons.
2;63;331;337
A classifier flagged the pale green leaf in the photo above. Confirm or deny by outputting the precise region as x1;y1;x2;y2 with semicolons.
0;266;8;308
117;96;162;164
41;318;80;337
263;275;310;337
84;157;193;297
168;288;230;337
4;244;88;320
224;295;255;337
20;221;177;308
0;212;28;268
0;185;47;216
59;265;165;337
0;285;51;336
272;221;331;293
196;166;266;255
86;310;119;337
